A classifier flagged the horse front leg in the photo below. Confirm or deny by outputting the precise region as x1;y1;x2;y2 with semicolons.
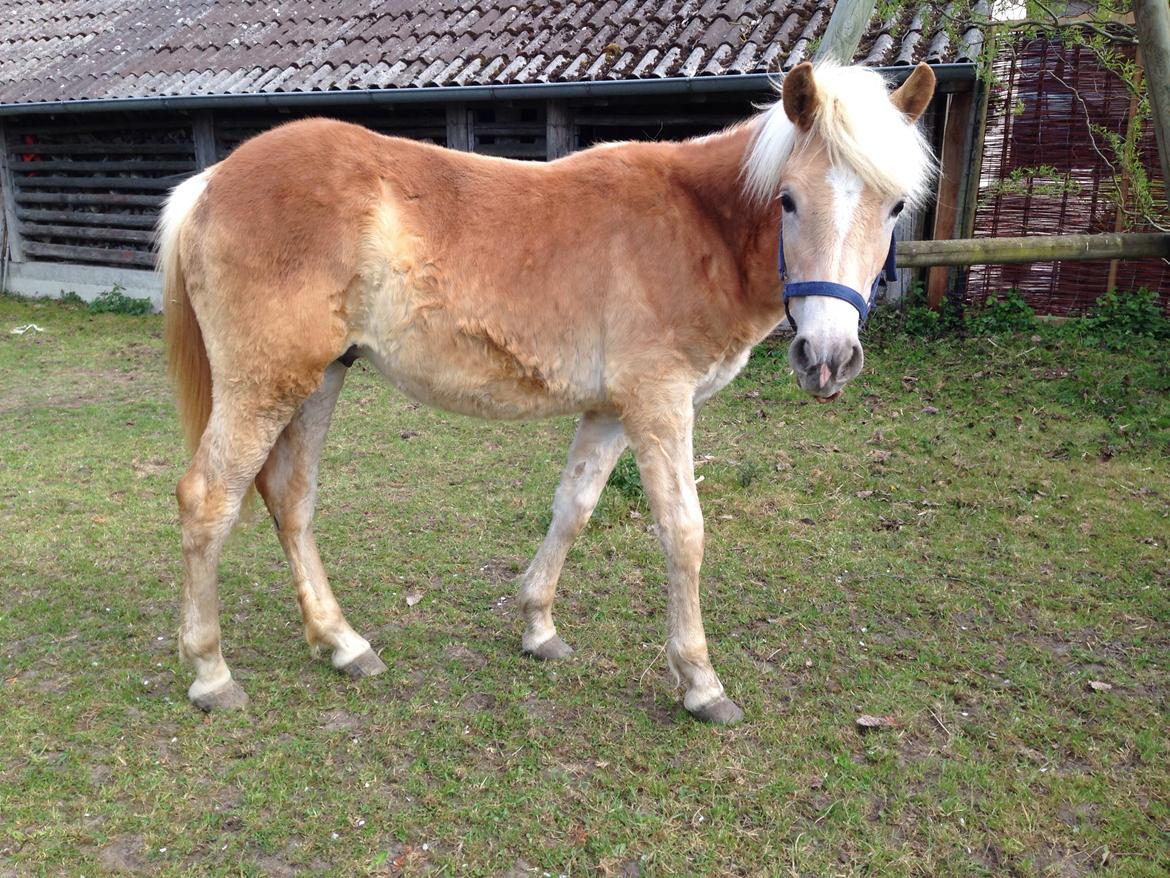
519;412;626;659
623;402;744;725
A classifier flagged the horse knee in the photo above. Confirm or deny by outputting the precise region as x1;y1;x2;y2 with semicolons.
177;468;232;545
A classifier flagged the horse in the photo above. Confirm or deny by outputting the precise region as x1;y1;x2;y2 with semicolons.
158;61;936;724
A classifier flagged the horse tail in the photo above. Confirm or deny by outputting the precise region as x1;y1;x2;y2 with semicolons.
159;170;213;455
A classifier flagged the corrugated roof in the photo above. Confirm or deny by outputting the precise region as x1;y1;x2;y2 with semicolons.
0;1;986;107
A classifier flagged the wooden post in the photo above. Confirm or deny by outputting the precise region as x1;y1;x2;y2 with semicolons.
815;0;877;64
0;119;24;263
446;103;473;151
546;100;574;160
898;231;1170;266
927;89;974;309
192;110;217;169
1134;0;1170;191
1106;49;1144;293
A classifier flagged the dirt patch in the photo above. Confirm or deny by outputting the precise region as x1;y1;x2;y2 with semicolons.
478;558;519;582
443;643;486;668
322;709;364;733
462;692;497;712
97;835;147;873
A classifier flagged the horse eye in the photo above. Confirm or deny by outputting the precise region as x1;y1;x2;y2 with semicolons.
891;200;906;217
780;193;797;213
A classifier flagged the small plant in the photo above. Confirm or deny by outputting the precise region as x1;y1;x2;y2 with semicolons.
607;453;643;501
88;284;153;316
1075;288;1170;350
59;291;86;307
965;289;1035;335
737;459;761;489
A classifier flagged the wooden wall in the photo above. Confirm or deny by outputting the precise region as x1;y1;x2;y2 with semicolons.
0;90;940;275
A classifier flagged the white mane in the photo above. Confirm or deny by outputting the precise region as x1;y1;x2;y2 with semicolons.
742;64;936;206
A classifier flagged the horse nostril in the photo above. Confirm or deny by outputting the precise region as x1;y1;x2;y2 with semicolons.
836;342;865;380
791;336;816;372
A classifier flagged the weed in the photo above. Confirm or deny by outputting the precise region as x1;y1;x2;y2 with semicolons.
87;284;153;316
964;288;1036;335
1073;288;1170;349
606;452;643;500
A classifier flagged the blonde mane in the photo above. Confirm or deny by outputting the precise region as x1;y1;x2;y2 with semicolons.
742;63;936;206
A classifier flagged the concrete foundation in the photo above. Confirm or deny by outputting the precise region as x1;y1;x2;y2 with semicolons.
3;261;162;310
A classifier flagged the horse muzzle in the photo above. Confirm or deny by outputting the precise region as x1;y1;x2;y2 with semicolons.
789;335;865;400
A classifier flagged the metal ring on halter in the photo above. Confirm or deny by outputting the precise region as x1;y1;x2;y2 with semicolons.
778;230;898;333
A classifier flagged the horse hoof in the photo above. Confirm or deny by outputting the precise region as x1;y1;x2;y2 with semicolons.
688;696;744;725
190;680;249;713
523;635;574;661
342;648;387;680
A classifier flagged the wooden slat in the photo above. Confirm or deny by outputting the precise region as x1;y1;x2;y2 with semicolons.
8;159;194;173
21;222;155;244
574;113;740;126
17;208;157;228
470;123;546;136
17;191;164;207
21;240;155;267
7;120;191;136
14;174;185;191
7;143;194;157
472;142;546;159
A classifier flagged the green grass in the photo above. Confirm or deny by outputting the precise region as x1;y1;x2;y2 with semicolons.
1;293;1167;876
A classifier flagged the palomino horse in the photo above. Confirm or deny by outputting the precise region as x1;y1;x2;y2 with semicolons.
160;61;936;723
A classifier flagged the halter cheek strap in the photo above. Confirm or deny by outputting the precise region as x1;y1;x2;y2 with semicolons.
779;230;898;332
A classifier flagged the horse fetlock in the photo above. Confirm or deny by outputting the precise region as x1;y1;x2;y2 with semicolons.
668;641;724;708
328;631;375;669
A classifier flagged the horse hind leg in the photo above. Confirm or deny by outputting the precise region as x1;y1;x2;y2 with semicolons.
178;393;299;711
519;412;627;659
255;362;386;680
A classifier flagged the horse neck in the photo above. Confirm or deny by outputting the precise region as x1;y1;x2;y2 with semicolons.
669;124;782;310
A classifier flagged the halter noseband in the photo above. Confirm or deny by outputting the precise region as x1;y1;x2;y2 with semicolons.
779;229;898;333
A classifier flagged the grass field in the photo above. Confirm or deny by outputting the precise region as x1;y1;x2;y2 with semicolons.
1;293;1167;876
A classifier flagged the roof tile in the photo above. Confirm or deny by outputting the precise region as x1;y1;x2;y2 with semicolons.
0;1;981;106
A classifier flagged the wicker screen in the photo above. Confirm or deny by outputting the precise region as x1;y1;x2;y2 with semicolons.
968;37;1168;315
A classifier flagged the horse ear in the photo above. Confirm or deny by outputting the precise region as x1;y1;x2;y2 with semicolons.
890;62;936;123
782;62;818;130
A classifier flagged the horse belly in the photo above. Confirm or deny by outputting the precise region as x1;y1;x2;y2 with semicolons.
694;347;752;406
351;273;604;420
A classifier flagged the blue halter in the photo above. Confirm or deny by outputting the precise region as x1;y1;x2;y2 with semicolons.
779;229;898;332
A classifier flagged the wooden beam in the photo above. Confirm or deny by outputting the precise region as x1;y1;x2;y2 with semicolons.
927;90;974;309
20;240;155;267
17;208;158;229
0;119;24;262
1134;0;1170;190
815;0;877;65
445;103;472;151
20;222;155;244
898;232;1170;267
546;100;574;159
193;110;218;169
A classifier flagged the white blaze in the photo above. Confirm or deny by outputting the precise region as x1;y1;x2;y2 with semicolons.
826;165;862;252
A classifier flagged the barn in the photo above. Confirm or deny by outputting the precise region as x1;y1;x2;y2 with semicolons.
0;1;988;307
